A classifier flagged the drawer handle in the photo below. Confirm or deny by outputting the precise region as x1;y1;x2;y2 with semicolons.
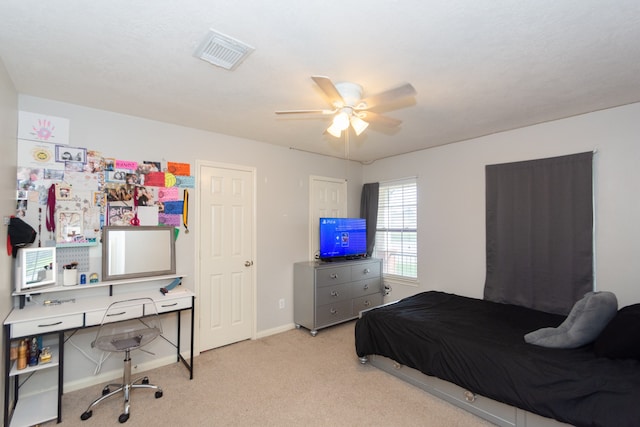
330;273;338;279
464;391;476;403
364;268;370;274
330;291;339;297
38;320;63;328
107;311;127;317
330;308;337;315
161;302;178;308
363;284;369;290
363;300;371;307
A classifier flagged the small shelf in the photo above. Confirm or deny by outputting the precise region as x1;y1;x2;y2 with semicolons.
12;274;185;297
9;388;58;427
56;241;98;248
9;344;59;377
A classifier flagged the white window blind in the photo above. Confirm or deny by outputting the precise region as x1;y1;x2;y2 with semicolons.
373;178;417;279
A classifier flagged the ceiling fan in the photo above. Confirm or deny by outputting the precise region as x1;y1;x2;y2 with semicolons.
275;76;417;138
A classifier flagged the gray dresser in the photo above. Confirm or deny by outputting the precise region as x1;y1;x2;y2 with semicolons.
294;258;383;336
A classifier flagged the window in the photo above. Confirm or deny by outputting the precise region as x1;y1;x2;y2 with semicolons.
373;178;417;280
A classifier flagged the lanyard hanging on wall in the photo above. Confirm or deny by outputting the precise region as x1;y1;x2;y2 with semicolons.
183;189;189;234
46;184;56;238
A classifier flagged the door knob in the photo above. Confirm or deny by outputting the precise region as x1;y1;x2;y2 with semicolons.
244;260;253;267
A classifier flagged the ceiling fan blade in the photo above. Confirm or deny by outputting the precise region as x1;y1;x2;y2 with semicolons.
275;109;336;115
359;111;402;127
311;76;345;108
358;83;417;109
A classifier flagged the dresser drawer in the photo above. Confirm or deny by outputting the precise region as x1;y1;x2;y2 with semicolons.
316;300;353;326
154;296;192;313
353;294;383;315
11;313;84;337
85;304;144;327
316;265;352;287
351;278;382;298
316;283;352;306
351;261;381;281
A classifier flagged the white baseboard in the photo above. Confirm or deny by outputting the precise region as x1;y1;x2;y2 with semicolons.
64;324;298;393
64;354;182;393
255;323;296;339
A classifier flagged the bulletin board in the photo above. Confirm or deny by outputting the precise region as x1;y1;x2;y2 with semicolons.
14;112;195;253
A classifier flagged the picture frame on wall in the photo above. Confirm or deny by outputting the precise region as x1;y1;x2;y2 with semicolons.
55;182;73;200
55;145;87;163
56;210;84;243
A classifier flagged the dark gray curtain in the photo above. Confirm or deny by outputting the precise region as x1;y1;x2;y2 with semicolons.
360;183;379;257
484;152;593;315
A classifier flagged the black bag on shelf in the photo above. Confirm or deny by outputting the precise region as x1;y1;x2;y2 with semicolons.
8;217;37;257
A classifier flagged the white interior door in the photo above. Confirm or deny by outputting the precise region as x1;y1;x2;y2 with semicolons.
309;175;347;260
198;162;255;351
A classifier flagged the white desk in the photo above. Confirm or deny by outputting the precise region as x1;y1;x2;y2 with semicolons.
3;278;194;427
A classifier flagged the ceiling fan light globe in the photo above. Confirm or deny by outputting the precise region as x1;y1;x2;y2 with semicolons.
332;111;351;131
350;116;369;136
327;122;343;138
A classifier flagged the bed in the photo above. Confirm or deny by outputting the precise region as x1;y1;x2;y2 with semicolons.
355;291;640;427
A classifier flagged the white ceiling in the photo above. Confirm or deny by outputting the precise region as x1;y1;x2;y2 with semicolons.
1;1;639;163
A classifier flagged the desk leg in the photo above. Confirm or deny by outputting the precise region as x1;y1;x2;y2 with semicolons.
177;313;181;364
175;300;195;379
57;331;64;423
3;324;10;427
189;298;194;379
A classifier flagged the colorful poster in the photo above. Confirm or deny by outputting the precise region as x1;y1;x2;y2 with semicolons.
107;202;134;226
157;187;179;201
165;172;177;187
175;175;196;188
17;139;63;170
115;159;138;170
85;151;105;173
137;161;161;174
144;172;166;187
163;200;183;214
18;111;70;144
158;213;181;226
167;162;191;176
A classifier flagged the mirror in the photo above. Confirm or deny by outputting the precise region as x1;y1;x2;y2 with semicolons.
102;226;176;281
15;247;57;292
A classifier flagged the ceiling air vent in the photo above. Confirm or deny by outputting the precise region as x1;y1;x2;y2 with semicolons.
194;29;254;71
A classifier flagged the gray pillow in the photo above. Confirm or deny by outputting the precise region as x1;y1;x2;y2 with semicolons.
524;291;618;349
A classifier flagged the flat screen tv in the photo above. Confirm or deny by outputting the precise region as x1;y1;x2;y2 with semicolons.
319;217;367;261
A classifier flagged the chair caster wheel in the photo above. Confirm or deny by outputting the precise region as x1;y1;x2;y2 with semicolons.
119;413;129;423
155;390;163;398
142;377;149;385
102;387;110;395
81;410;92;420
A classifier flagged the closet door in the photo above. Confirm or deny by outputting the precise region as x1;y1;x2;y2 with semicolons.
198;162;255;350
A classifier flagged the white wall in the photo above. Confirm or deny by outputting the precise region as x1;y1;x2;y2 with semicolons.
364;103;640;308
0;58;18;418
15;95;363;389
10;95;640;392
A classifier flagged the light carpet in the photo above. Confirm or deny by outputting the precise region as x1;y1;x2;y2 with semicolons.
45;321;492;426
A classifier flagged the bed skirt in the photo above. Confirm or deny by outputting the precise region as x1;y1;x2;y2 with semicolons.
361;354;571;427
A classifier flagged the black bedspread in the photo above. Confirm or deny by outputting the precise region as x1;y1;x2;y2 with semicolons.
355;291;640;427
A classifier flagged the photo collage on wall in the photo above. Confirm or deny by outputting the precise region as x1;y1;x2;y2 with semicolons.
15;111;195;247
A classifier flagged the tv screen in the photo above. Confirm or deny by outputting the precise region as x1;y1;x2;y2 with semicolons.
319;217;367;260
